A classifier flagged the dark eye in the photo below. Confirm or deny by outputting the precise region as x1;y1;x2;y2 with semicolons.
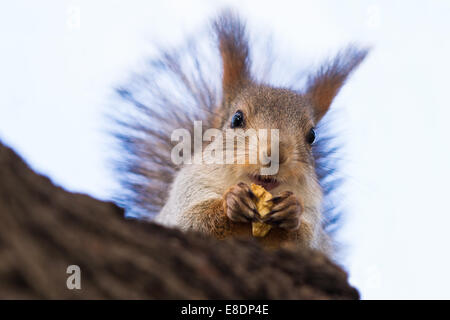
231;110;245;128
306;128;316;145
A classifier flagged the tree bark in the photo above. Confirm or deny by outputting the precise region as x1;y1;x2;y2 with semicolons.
0;142;358;299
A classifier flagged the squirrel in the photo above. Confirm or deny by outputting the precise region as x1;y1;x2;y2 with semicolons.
113;11;369;256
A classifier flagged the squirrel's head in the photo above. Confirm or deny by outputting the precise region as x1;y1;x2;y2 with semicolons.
212;12;368;196
220;86;317;192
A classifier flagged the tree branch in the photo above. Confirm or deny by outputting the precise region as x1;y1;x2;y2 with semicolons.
0;142;358;299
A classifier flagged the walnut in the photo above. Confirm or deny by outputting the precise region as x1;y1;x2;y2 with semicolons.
250;184;273;237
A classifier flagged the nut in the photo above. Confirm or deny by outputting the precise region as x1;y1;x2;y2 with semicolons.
250;183;273;237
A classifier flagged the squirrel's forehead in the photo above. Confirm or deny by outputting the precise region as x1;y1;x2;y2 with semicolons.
235;90;313;123
239;86;310;108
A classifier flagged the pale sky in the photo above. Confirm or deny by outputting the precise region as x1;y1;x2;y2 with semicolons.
1;0;449;299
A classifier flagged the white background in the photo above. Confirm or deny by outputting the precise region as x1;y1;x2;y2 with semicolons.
1;0;449;299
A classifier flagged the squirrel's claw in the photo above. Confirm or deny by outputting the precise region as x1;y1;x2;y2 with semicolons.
224;182;260;223
262;192;302;231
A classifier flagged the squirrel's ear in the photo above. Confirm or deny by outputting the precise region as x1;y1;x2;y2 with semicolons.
305;46;369;122
213;11;251;104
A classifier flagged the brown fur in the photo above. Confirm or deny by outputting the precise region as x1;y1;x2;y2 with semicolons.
213;11;251;105
305;46;369;122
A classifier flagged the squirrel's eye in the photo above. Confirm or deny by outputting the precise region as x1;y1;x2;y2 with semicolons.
231;110;245;128
306;128;316;145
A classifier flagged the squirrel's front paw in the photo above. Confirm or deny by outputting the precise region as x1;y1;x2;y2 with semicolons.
223;182;260;223
262;191;303;231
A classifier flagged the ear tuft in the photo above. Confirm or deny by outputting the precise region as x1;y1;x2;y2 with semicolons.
305;46;370;122
213;10;251;103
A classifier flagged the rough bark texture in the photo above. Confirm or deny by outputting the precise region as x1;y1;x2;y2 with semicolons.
0;142;359;299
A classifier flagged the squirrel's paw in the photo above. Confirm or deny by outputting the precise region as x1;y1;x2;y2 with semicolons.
223;182;260;223
262;191;302;231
